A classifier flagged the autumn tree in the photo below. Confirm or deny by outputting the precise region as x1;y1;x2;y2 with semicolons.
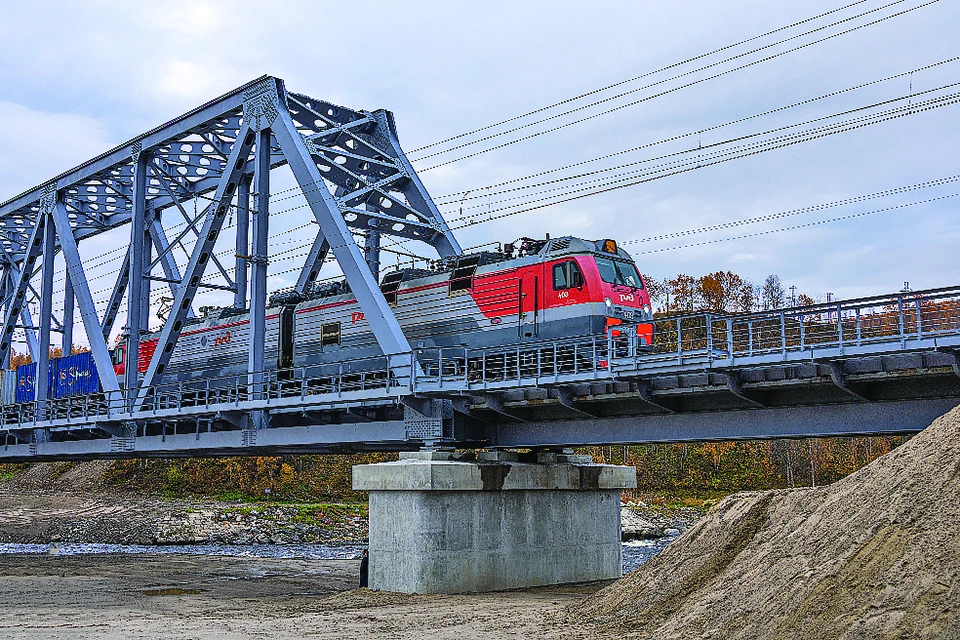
696;271;755;313
664;274;697;313
8;350;31;370
761;274;786;310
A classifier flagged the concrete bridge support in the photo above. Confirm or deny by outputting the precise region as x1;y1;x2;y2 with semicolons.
352;452;636;593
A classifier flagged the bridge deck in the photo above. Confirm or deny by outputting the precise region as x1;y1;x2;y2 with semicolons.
0;286;957;461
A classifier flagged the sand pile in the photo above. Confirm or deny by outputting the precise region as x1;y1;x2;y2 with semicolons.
572;405;960;639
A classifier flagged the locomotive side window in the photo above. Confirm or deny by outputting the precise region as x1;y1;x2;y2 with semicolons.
552;261;584;290
111;346;124;366
321;322;341;346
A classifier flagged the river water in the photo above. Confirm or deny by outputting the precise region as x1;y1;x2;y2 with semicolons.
0;539;673;573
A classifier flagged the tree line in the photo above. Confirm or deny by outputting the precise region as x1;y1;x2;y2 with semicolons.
643;271;816;315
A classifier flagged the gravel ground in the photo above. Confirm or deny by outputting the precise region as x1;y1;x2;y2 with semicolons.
0;553;609;639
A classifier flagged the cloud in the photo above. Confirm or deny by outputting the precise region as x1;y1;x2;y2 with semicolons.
0;102;114;200
1;0;958;315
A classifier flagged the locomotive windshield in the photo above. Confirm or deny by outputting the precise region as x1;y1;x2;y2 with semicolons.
596;257;644;289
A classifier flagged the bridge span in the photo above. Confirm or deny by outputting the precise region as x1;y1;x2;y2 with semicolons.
1;283;958;462
0;76;956;462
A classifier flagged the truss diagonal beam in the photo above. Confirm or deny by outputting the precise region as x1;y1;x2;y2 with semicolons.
50;197;120;395
369;109;461;257
19;305;38;361
295;230;329;294
234;176;251;308
273;107;411;356
136;122;255;402
149;217;195;318
0;206;48;363
101;249;129;341
0;249;40;362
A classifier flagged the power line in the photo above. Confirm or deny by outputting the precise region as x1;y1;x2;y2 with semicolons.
623;175;960;246
408;0;872;153
630;192;959;255
441;88;960;229
412;0;938;170
433;56;960;207
439;82;960;222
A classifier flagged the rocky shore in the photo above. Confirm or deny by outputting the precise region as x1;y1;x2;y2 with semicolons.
0;493;369;546
0;491;701;547
0;460;703;547
620;502;704;540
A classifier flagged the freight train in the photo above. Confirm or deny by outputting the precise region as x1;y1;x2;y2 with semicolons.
6;235;654;403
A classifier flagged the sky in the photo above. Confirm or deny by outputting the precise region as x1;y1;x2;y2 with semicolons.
0;0;958;342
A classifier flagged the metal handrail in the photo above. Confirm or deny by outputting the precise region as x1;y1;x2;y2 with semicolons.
3;286;959;434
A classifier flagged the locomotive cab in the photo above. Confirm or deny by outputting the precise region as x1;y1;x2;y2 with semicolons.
591;239;655;349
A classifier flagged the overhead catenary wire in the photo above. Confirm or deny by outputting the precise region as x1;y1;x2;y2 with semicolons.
432;56;960;208
411;0;939;170
629;192;960;255
438;81;960;222
44;3;941;280
623;175;960;245
408;0;873;154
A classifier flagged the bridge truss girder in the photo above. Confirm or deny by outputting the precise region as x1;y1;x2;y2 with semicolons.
0;75;461;426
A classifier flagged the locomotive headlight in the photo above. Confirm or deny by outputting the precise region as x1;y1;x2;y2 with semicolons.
643;304;651;316
604;297;612;309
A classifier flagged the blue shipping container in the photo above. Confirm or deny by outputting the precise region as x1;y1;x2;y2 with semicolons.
53;351;100;398
16;362;54;404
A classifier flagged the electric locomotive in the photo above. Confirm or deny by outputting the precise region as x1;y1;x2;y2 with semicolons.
110;235;654;385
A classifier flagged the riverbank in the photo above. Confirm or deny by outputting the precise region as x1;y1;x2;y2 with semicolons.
0;553;608;639
0;491;369;545
0;469;704;546
570;406;960;637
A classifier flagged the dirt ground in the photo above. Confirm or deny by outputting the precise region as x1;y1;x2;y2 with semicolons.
0;553;608;639
572;405;960;639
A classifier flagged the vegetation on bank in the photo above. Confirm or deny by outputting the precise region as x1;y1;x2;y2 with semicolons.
0;435;903;504
591;435;908;503
97;453;397;502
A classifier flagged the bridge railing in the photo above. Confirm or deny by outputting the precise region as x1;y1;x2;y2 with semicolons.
0;352;410;431
646;285;960;364
4;286;960;434
413;286;960;388
415;334;619;390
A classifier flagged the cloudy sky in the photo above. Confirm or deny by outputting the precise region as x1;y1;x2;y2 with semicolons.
0;0;958;339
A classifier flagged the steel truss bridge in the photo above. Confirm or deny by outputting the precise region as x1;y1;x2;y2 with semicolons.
0;76;956;462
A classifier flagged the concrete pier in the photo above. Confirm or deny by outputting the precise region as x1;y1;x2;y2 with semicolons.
352;452;636;593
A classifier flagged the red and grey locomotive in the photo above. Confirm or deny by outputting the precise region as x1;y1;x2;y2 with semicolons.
110;235;654;384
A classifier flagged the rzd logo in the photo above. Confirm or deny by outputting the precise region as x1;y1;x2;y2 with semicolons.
213;331;232;347
351;312;365;324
